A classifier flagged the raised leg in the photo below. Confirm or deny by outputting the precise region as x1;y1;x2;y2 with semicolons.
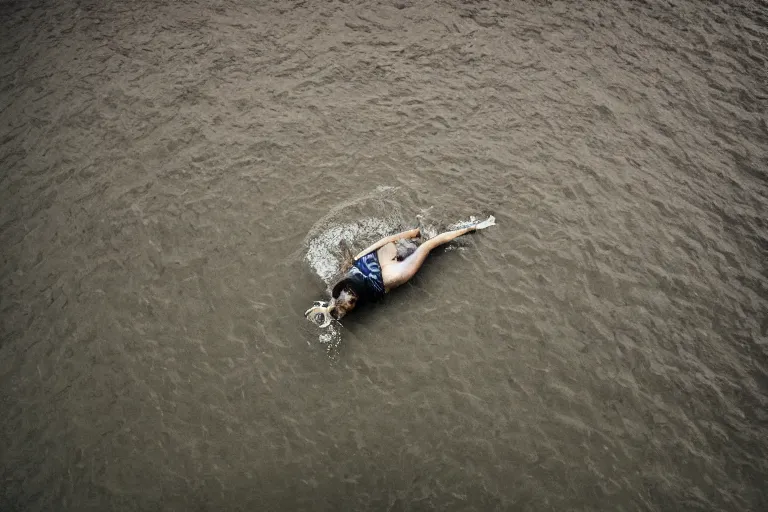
381;225;476;289
354;227;421;261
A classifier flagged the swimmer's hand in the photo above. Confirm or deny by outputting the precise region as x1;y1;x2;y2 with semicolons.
304;302;333;328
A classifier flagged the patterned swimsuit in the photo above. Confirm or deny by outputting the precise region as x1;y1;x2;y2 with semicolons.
350;251;386;299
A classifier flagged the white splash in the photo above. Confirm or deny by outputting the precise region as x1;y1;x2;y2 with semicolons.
446;215;496;231
446;216;479;231
305;217;397;284
317;321;343;356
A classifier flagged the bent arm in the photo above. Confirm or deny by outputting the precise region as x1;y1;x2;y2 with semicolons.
354;228;420;261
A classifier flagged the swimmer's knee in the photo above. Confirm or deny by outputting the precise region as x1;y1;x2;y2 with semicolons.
383;261;418;288
396;239;419;261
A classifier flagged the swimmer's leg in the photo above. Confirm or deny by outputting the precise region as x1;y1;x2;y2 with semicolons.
395;238;420;261
382;225;478;289
354;227;420;260
383;216;495;288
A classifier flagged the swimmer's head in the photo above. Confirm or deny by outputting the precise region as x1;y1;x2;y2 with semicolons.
304;291;357;327
305;275;362;328
329;289;357;321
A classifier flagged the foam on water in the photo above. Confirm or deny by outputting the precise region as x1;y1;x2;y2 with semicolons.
305;217;397;284
446;216;479;231
317;322;343;356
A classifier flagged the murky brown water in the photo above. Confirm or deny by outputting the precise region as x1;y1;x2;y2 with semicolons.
2;0;767;510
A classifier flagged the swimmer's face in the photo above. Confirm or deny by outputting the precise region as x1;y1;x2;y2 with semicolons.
330;290;357;320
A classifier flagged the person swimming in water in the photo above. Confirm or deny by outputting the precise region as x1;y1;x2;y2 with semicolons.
305;216;496;327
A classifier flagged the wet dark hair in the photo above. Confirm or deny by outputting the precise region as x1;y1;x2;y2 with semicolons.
330;288;358;320
337;240;357;274
329;238;379;315
331;273;365;300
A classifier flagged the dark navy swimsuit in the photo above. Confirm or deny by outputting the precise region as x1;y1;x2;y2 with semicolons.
332;250;386;303
352;251;386;297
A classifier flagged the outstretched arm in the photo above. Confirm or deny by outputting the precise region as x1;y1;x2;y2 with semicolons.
354;228;420;261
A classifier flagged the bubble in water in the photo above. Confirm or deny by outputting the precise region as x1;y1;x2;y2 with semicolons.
317;322;342;357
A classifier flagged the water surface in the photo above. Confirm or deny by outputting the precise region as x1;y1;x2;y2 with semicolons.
1;0;767;510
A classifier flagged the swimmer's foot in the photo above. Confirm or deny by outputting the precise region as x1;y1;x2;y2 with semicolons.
473;215;496;230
